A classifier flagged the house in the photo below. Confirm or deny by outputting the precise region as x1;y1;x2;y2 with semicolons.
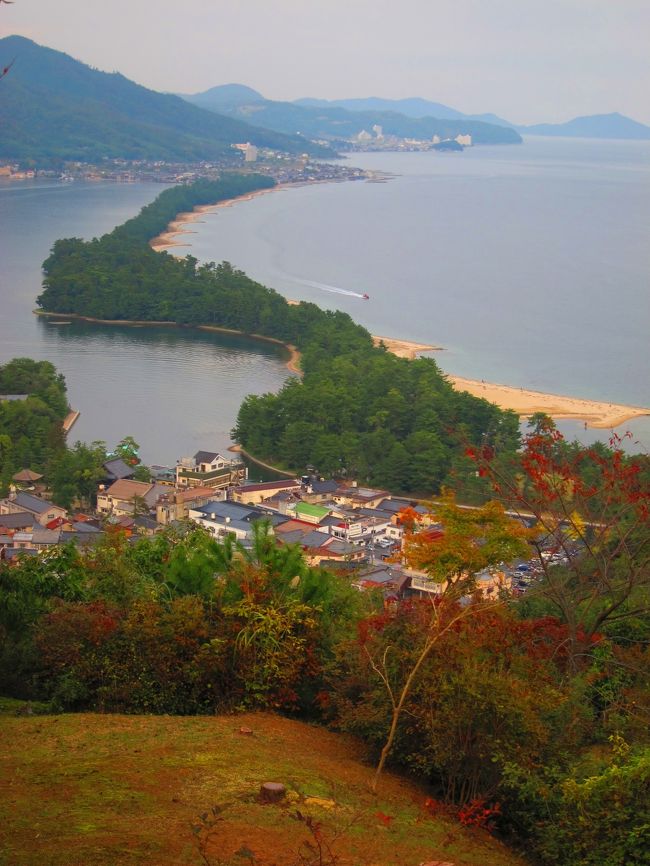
109;514;160;536
10;527;62;552
96;479;168;517
102;457;135;484
290;502;332;525
231;479;302;506
150;465;176;485
274;522;366;567
188;500;277;542
176;450;247;490
353;565;411;596
406;566;512;599
263;490;302;514
298;534;365;567
0;512;35;532
0;489;67;527
332;484;391;510
12;468;44;487
156;486;219;525
300;476;339;503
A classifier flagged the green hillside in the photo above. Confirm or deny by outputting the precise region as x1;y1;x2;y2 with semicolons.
0;36;332;165
0;704;528;866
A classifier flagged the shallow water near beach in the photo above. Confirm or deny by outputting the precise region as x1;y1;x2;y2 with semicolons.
1;135;649;461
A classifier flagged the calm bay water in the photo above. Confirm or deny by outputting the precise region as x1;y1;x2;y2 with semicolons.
188;137;650;449
1;137;649;461
0;179;293;465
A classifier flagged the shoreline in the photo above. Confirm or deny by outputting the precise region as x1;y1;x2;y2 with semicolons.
150;182;306;253
372;335;650;428
35;310;302;375
446;375;650;430
37;311;650;429
62;409;80;434
228;444;297;477
149;177;349;253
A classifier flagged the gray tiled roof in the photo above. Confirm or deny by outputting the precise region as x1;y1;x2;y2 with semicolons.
31;527;62;544
310;479;338;494
299;530;331;548
193;450;221;464
103;458;134;481
276;529;309;545
14;492;57;514
0;512;34;529
194;501;261;521
4;548;37;559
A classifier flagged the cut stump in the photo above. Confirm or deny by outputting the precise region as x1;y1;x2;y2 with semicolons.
260;782;286;804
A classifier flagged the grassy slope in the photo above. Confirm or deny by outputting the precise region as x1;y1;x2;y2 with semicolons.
0;700;527;866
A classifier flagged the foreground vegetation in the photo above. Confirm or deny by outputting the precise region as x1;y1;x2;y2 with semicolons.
2;419;649;866
0;705;527;866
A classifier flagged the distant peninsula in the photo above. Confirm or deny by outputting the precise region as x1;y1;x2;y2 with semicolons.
517;112;650;140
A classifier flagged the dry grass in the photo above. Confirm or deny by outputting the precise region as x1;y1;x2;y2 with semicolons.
0;700;528;866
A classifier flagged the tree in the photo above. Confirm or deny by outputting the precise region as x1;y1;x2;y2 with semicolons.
472;419;650;666
365;492;532;790
112;436;141;467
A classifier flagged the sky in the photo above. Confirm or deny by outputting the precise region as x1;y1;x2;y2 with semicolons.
2;0;650;125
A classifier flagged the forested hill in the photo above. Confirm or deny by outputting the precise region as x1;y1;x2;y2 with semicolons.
38;174;520;495
0;36;332;165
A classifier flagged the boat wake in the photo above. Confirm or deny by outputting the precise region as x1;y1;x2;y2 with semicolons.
290;277;368;300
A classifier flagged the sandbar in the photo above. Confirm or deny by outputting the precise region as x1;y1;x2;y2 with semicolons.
447;376;650;429
373;335;442;358
368;337;649;429
149;186;289;252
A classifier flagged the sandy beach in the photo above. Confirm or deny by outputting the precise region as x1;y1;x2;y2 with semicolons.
373;335;442;357
447;375;650;429
374;337;649;428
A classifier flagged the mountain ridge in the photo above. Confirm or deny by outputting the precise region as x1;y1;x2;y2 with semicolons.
0;36;332;164
187;86;650;141
183;86;522;145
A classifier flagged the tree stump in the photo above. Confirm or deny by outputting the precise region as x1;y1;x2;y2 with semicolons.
259;782;286;804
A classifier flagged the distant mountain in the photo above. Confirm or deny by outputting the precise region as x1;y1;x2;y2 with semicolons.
295;95;466;120
186;83;265;110
517;112;650;140
0;36;331;165
294;96;516;128
184;87;522;145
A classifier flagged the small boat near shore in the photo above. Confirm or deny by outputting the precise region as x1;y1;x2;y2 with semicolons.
362;293;370;300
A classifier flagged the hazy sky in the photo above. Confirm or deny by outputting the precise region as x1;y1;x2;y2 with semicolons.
3;0;650;124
